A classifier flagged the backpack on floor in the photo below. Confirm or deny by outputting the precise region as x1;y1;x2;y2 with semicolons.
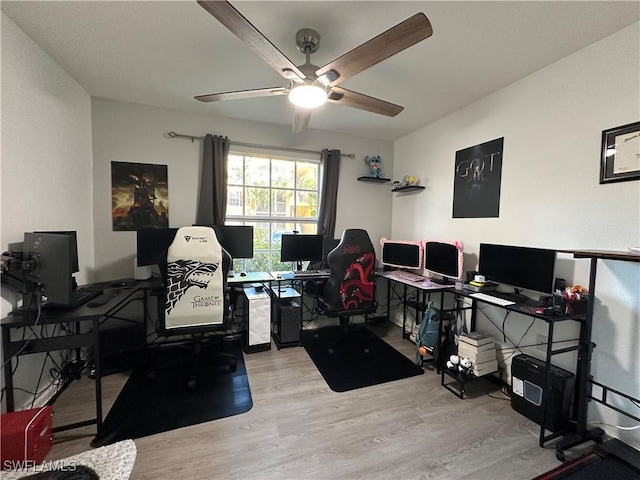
415;303;440;366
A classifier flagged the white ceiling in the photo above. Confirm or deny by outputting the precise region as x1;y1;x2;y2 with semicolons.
2;1;639;141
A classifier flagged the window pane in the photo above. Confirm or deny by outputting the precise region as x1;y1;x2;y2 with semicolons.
245;187;269;216
272;189;293;217
272;159;295;188
297;162;318;190
245;157;269;186
245;251;271;273
296;223;317;235
228;155;244;185
226;186;244;215
296;191;317;219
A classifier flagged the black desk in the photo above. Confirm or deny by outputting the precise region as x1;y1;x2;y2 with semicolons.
268;271;331;348
1;286;139;433
451;287;602;455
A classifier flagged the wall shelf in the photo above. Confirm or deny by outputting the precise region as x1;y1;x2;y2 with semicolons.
357;176;391;183
392;185;425;193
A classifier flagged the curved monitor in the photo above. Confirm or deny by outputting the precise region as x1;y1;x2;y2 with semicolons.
380;238;423;270
422;239;464;284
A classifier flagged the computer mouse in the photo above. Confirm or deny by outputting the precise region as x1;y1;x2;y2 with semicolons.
240;272;247;277
109;281;128;288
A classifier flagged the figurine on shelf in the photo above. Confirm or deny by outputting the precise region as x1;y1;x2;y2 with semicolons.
392;180;402;190
402;175;419;186
365;155;382;178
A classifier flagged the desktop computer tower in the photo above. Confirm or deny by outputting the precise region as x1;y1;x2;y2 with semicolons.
511;354;575;432
272;298;301;345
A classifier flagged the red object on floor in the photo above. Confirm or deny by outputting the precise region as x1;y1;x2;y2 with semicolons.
1;406;53;468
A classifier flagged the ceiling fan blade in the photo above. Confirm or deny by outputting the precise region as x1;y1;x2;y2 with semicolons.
195;87;289;103
327;87;403;117
316;13;432;87
197;1;305;81
292;108;312;133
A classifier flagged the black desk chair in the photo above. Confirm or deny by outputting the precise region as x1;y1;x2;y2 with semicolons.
317;229;378;331
155;226;236;389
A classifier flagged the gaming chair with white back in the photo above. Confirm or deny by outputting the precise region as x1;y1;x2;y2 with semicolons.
158;226;235;389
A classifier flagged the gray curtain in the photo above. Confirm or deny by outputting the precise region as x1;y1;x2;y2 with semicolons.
196;133;230;226
317;148;341;241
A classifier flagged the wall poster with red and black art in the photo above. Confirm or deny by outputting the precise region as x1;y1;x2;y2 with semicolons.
111;161;169;231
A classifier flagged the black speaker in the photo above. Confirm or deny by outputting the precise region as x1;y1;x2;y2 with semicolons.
511;354;575;432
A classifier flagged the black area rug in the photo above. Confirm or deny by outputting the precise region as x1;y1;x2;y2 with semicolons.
301;326;423;392
92;340;252;447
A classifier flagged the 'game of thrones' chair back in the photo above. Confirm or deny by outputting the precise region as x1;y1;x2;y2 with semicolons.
319;229;377;331
159;226;235;388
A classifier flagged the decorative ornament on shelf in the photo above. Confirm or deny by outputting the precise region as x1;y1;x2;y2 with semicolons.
392;180;402;190
365;155;383;178
402;175;419;186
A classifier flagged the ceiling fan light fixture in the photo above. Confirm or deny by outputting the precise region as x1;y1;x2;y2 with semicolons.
288;84;327;109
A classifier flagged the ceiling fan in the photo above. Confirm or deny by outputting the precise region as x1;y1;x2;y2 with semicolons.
195;1;433;132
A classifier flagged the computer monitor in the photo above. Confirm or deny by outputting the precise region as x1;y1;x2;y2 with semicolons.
280;234;323;270
478;243;557;295
35;231;79;273
307;238;340;270
323;238;340;259
210;225;254;259
422;239;464;284
22;232;74;305
136;228;178;266
380;238;423;270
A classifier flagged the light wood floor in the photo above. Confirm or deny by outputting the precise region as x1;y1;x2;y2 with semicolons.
48;322;570;479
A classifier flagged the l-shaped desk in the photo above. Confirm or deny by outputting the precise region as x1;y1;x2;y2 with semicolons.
1;285;142;433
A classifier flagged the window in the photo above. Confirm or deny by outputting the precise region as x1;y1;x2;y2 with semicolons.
226;152;320;272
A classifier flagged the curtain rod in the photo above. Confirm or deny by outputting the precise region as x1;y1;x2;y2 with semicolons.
166;131;355;159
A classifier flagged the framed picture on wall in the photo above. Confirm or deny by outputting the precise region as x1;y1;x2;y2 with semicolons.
452;137;504;218
111;161;169;231
600;121;640;184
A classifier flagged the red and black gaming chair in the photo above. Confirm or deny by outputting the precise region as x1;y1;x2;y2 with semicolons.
318;229;377;331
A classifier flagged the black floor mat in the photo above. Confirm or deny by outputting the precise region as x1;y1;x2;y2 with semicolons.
301;326;423;392
92;339;252;447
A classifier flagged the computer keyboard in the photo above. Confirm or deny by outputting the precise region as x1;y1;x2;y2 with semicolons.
469;292;516;306
70;284;104;307
388;270;424;282
293;270;327;277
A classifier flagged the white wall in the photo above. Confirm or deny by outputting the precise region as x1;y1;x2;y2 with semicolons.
1;12;94;409
393;23;640;447
90;98;394;281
